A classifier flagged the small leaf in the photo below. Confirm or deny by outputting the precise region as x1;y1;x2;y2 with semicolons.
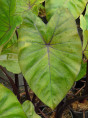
0;84;27;118
0;34;21;74
18;8;82;109
84;4;88;30
80;4;88;31
80;15;87;31
22;100;41;118
83;30;88;59
76;60;87;81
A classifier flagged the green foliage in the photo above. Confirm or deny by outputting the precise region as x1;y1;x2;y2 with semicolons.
0;84;41;118
0;34;21;74
0;84;27;118
18;8;82;109
0;0;85;115
16;0;44;16
76;60;87;81
45;0;87;20
0;0;22;46
80;4;88;31
66;0;87;19
80;15;87;31
83;30;88;59
22;101;41;118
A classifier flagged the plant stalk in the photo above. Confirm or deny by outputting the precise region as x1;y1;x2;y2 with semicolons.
0;66;18;95
23;77;31;101
15;74;20;101
85;60;88;94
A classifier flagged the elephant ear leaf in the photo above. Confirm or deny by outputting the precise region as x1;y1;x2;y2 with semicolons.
0;84;27;118
18;7;82;109
45;0;87;20
0;34;21;74
0;0;21;46
22;100;41;118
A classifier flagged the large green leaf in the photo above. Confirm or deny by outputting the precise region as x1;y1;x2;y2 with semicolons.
18;8;82;109
0;0;22;46
22;101;41;118
16;0;44;16
0;84;27;118
0;34;21;74
45;0;87;20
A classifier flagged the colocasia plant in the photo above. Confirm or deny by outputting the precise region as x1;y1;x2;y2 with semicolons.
0;0;88;118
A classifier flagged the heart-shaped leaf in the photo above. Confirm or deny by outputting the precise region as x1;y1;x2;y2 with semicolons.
22;101;41;118
0;84;27;118
18;8;82;109
0;34;21;74
0;0;22;46
45;0;87;20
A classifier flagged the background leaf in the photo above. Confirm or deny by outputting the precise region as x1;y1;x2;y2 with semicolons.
80;15;87;31
45;0;87;20
0;84;27;118
80;4;88;31
18;8;82;109
16;0;44;16
76;60;87;81
83;30;88;59
0;34;21;74
22;100;41;118
0;0;22;46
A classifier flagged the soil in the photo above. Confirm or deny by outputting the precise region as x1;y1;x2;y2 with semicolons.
62;108;72;118
71;100;88;112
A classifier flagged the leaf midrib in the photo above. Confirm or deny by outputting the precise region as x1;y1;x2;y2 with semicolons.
46;45;53;107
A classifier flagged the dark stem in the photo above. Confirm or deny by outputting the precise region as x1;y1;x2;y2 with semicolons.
32;93;36;104
23;77;31;101
86;60;88;93
0;76;9;84
15;30;18;39
15;74;20;101
83;60;88;95
35;101;41;113
55;101;64;118
0;66;18;95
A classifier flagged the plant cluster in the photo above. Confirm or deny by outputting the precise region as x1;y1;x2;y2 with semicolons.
0;0;88;118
